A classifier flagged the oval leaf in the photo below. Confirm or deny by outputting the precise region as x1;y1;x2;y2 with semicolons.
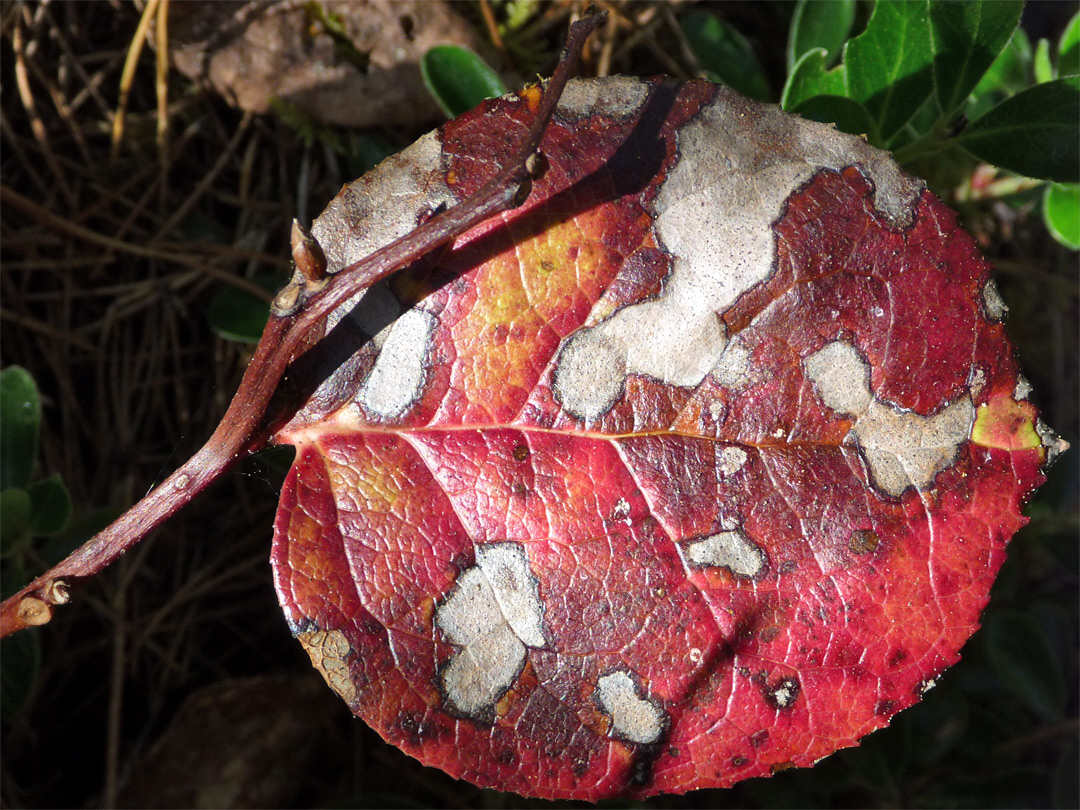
1043;182;1080;249
0;367;40;491
682;12;770;101
421;45;507;119
957;76;1080;183
270;77;1060;800
208;276;285;343
27;474;72;537
1060;12;1080;77
929;0;1023;115
787;0;855;72
782;47;846;111
0;488;32;557
845;0;934;141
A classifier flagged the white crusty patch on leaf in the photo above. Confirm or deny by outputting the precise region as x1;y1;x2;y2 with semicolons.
805;341;975;496
554;84;923;422
357;308;435;419
435;543;545;718
685;530;767;579
555;75;652;120
310;130;456;274
596;671;666;745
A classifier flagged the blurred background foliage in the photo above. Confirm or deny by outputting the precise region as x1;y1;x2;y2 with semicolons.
1;1;1076;807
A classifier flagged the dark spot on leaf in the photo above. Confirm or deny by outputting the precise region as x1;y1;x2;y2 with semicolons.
496;748;515;765
629;751;656;787
770;761;795;774
778;560;797;574
512;444;529;461
875;699;896;716
849;529;880;555
512;482;527;496
888;648;908;668
732;755;747;766
750;729;769;747
668;746;680;758
759;625;781;644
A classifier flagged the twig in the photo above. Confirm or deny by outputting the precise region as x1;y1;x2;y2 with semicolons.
111;0;160;165
0;8;608;638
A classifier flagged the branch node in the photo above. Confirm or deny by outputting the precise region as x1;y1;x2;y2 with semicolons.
17;597;51;627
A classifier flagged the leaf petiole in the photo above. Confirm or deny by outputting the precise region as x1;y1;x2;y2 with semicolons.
0;8;607;638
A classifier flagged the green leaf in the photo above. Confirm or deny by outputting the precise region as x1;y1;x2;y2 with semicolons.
787;0;856;72
208;275;285;343
421;45;507;119
846;0;935;142
27;473;72;536
792;95;880;142
1034;37;1055;83
681;12;770;101
782;48;846;111
929;0;1023;116
957;76;1080;182
983;610;1066;722
972;27;1033;97
0;366;41;490
349;132;397;176
0;488;32;557
1060;12;1080;77
1043;183;1080;249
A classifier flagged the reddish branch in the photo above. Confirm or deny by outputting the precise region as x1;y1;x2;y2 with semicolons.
0;9;606;638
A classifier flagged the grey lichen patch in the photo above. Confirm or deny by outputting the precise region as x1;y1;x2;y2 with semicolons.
553;85;922;422
685;530;767;579
311;130;456;274
1036;419;1070;466
435;543;546;719
763;676;800;710
982;280;1008;321
596;671;667;745
711;338;752;389
555;75;652;120
1013;375;1033;401
357;307;435;419
805;341;975;496
717;446;749;477
297;629;357;705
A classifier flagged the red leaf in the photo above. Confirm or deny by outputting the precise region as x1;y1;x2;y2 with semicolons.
269;78;1061;799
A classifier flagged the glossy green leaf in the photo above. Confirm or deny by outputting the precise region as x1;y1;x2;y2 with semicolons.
781;48;846;111
1034;38;1054;83
0;488;31;557
984;610;1066;722
27;473;72;536
421;45;507;119
1060;12;1080;77
1043;183;1080;249
792;94;880;142
846;0;935;141
208;275;285;343
787;0;855;71
957;76;1080;182
929;0;1023;115
681;12;770;101
0;366;40;490
971;27;1032;97
349;132;398;176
